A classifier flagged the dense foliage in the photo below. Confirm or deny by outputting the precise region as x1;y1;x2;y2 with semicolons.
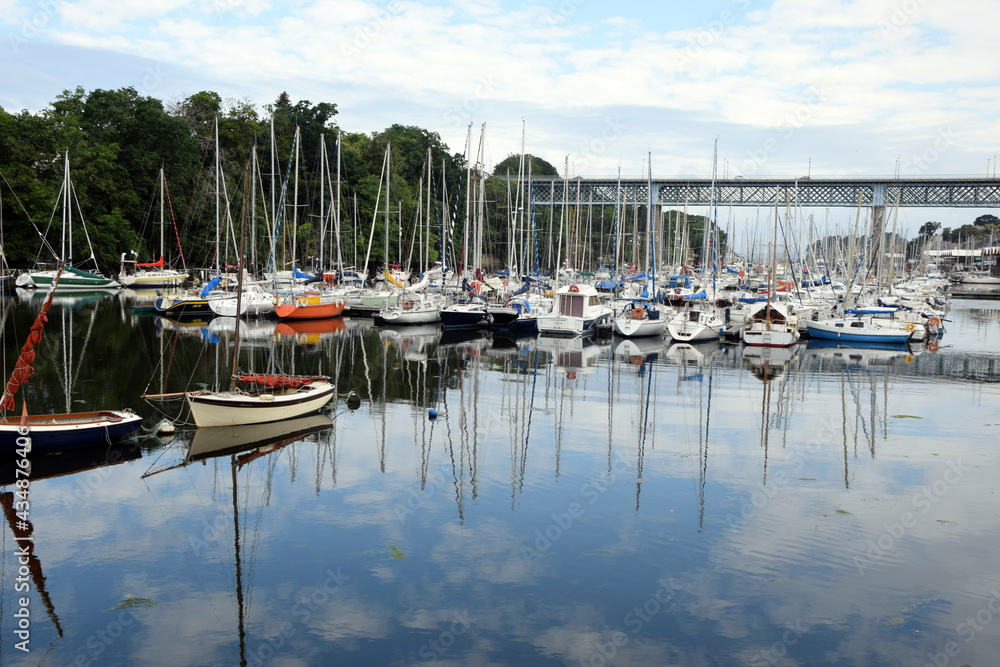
0;87;466;273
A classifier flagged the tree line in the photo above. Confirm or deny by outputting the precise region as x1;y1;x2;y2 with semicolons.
0;87;476;274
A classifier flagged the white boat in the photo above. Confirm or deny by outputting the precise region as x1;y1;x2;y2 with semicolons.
373;292;441;325
611;299;670;338
666;299;725;342
19;153;120;291
536;283;612;336
741;301;800;347
208;282;276;317
960;272;1000;285
186;378;336;428
118;169;188;288
805;307;913;344
159;167;336;428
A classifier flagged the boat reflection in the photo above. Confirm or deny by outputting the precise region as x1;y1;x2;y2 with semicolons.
378;324;442;362
665;340;724;366
208;316;278;347
803;338;915;371
741;342;801;382
536;334;608;376
274;317;347;347
15;286;119;308
187;413;335;462
612;334;665;362
0;440;141;486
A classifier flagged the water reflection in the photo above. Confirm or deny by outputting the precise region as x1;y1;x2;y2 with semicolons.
1;295;999;665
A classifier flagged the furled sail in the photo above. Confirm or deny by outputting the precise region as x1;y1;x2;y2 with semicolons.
2;267;63;411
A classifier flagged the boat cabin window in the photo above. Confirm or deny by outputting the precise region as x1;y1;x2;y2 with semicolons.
559;294;585;318
850;321;865;328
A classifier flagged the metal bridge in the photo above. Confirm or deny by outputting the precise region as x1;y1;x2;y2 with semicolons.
525;177;1000;208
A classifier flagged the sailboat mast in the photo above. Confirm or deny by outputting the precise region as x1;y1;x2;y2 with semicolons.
229;164;250;392
63;151;70;264
319;133;326;271
215;117;220;276
335;130;344;275
159;166;165;263
293;125;300;272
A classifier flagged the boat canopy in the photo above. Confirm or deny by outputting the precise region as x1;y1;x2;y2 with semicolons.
199;276;222;298
845;307;897;315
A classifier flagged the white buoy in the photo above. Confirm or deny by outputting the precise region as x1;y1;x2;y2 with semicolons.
156;419;176;435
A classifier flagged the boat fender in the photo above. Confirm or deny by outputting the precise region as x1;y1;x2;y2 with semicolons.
155;419;176;435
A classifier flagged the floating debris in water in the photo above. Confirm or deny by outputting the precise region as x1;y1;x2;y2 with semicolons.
108;594;157;611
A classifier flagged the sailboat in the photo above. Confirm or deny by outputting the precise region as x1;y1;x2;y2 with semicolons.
612;154;669;338
741;203;800;348
1;264;142;453
118;168;188;288
171;165;336;428
16;153;120;291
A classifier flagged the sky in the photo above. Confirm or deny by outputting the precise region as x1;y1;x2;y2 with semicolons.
2;0;999;236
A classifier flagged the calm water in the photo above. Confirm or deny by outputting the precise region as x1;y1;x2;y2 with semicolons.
1;290;999;666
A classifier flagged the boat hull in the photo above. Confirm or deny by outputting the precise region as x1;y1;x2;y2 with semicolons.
440;305;488;329
0;411;143;454
804;321;911;343
612;315;666;338
155;295;212;315
119;270;188;288
741;327;799;347
186;381;336;428
666;322;723;342
20;271;120;290
537;312;611;336
274;294;345;320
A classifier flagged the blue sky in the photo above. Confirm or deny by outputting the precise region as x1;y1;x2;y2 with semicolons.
2;0;999;234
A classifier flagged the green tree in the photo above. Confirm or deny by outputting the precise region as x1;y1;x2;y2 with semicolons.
491;153;559;178
918;221;941;238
